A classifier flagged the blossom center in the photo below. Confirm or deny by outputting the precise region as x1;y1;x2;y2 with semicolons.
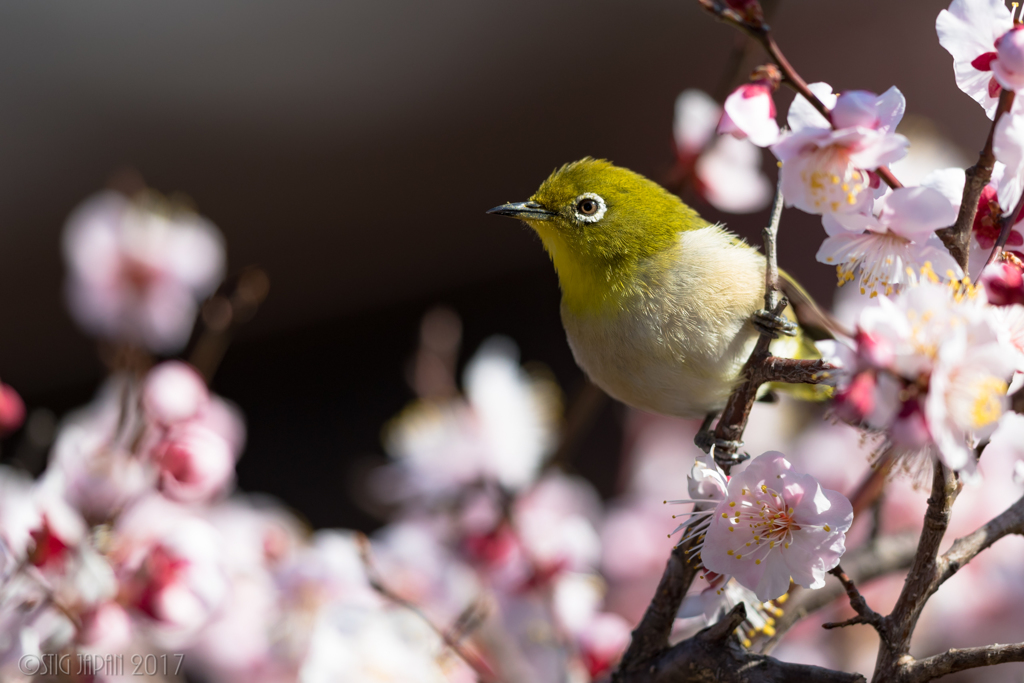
799;146;867;213
723;485;800;563
968;376;1009;429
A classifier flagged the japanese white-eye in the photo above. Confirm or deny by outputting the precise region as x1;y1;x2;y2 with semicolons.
488;158;823;419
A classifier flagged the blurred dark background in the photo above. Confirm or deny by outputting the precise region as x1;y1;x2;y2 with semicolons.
0;0;978;530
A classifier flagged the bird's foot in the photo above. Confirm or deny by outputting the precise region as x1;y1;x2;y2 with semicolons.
693;428;744;456
753;309;797;339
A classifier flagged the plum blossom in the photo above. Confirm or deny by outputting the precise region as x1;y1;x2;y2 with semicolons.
981;258;1024;304
926;329;1016;470
113;496;228;647
817;186;961;297
701;452;853;602
772;84;908;216
936;0;1015;117
62;190;225;353
673;89;773;213
828;278;1019;471
379;336;560;498
718;75;780;147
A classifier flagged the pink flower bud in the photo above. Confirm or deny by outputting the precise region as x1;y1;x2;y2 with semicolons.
981;261;1024;306
143;361;209;426
719;82;780;147
152;424;236;503
0;383;25;436
994;26;1024;91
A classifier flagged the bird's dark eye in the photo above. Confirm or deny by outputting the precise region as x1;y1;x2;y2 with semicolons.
572;193;606;223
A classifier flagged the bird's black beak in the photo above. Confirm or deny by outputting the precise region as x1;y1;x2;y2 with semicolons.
486;201;556;221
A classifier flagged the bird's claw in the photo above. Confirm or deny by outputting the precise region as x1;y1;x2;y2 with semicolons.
753;309;797;338
693;429;744;456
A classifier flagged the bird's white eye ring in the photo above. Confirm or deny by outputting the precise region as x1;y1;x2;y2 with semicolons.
573;193;607;223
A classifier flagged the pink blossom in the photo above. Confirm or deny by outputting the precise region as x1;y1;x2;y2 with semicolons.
718;81;780;147
701;452;853;602
936;0;1014;118
994;26;1024;91
816;186;961;296
993;104;1024;214
62;191;225;353
981;260;1024;305
772;84;908;216
968;182;1024;279
379;336;559;498
674;89;773;214
114;497;227;646
142;361;209;426
150;397;244;504
925;330;1017;471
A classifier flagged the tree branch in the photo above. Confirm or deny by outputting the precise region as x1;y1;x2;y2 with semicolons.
616;604;866;683
763;531;918;653
937;492;1024;588
871;461;959;683
617;536;704;667
901;643;1024;683
712;178;834;470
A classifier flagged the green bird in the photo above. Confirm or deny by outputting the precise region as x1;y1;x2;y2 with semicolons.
488;158;827;422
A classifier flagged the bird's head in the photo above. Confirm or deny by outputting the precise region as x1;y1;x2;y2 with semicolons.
488;158;707;313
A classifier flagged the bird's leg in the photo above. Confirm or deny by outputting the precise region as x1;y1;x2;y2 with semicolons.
693;412;744;455
753;309;797;338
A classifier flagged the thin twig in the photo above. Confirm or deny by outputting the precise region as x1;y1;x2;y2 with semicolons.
356;535;498;682
762;531;917;654
699;0;902;192
821;565;883;632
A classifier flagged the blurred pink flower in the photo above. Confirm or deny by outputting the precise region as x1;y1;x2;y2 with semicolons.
936;0;1015;118
577;611;631;679
701;453;853;602
772;84;908;216
114;496;227;647
993;103;1024;214
150;396;245;504
981;260;1024;305
62;191;225;353
143;361;209;426
674;89;773;214
379;336;559;499
718;81;780;147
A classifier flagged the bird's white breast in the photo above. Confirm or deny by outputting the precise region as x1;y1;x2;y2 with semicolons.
560;226;767;419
